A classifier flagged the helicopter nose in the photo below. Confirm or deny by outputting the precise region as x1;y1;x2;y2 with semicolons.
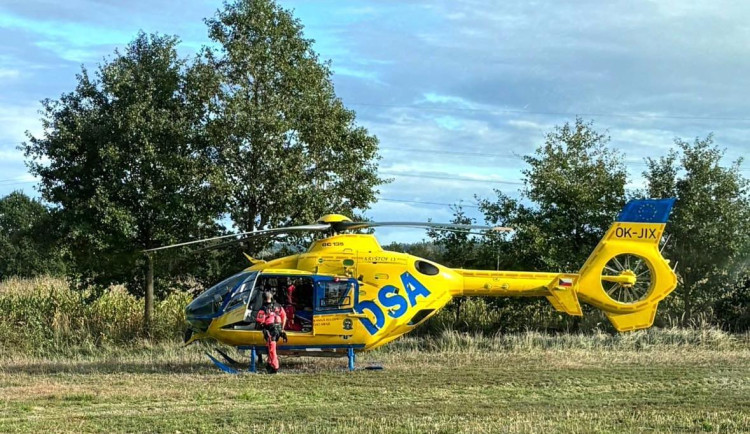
185;297;218;332
185;315;212;333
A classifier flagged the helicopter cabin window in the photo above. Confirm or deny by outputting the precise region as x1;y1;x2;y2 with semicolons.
415;260;440;276
317;279;355;311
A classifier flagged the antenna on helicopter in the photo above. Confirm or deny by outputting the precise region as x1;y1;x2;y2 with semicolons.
660;234;672;254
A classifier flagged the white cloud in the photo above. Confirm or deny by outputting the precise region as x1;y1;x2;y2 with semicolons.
0;68;20;79
418;92;477;108
506;120;548;131
0;103;42;142
0;149;26;162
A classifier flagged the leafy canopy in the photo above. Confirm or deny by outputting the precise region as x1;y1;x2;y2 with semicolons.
479;118;628;272
0;191;66;278
23;32;227;287
203;0;385;232
644;135;750;320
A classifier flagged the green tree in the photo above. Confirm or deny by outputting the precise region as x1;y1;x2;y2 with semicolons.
203;0;385;233
382;241;447;264
427;205;480;268
643;135;750;323
479;118;628;272
470;119;628;332
427;205;484;324
23;33;228;327
0;191;66;278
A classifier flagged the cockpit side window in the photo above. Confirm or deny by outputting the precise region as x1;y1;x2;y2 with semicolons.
223;272;258;312
186;271;250;318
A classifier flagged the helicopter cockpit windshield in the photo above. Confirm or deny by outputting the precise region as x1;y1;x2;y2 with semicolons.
185;272;257;330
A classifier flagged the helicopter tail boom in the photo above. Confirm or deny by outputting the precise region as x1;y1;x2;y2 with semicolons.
453;199;677;332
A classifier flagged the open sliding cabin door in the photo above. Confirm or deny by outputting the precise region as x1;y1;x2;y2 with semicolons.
312;277;360;336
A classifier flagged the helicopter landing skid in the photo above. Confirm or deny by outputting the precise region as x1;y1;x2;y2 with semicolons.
215;348;242;366
206;346;360;374
205;351;239;374
246;345;358;373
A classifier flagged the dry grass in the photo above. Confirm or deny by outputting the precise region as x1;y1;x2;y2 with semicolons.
0;275;68;295
1;331;749;433
0;277;190;356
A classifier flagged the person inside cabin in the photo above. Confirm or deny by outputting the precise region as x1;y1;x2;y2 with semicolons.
283;279;302;331
255;291;287;373
262;279;274;297
286;279;296;305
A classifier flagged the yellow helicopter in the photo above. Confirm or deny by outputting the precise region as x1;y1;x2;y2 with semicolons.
146;198;677;373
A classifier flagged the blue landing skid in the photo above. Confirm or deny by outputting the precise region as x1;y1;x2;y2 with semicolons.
348;347;355;372
243;345;359;373
250;346;257;373
208;346;361;374
215;348;241;366
205;351;239;374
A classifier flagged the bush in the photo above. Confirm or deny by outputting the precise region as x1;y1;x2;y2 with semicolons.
2;276;746;358
0;276;189;356
417;297;610;335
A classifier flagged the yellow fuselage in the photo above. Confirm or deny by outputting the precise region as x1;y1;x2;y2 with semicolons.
200;215;676;352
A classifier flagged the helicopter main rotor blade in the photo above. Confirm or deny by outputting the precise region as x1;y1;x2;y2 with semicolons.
189;233;290;253
333;221;513;233
381;225;505;236
142;224;331;253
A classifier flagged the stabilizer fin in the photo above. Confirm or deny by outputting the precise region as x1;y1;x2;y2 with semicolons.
575;199;677;331
546;296;565;312
605;304;658;332
546;276;582;316
243;253;266;265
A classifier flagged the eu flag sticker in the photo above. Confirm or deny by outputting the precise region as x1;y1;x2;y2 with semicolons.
617;199;676;223
636;203;658;222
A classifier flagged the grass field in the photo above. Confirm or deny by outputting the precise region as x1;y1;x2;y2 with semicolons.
1;329;749;433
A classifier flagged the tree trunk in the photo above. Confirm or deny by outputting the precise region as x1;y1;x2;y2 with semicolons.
684;284;692;326
145;253;154;334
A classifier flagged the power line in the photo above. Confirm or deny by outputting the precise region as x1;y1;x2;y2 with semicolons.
0;180;36;186
5;141;747;170
378;146;750;171
349;102;750;122
437;148;734;173
380;146;520;159
379;197;480;208
380;171;523;185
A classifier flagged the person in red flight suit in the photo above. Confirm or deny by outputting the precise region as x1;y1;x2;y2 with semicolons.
256;291;287;373
284;281;302;331
286;281;296;304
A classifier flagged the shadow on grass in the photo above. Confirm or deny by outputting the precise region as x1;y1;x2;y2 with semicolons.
1;360;216;375
0;355;361;376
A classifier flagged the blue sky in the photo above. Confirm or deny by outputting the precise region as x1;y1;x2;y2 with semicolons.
1;0;748;243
